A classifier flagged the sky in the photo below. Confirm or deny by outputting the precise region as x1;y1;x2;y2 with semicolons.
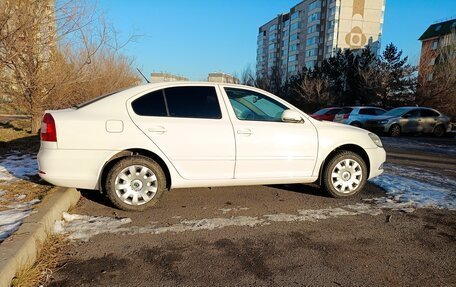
97;0;456;81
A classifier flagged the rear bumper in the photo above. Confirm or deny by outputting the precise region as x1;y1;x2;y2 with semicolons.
365;147;386;179
38;147;114;190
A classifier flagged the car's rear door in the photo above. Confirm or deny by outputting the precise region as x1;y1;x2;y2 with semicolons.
221;86;318;179
419;109;440;133
128;85;235;180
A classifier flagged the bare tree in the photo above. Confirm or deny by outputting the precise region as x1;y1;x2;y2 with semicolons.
294;71;334;111
0;0;139;133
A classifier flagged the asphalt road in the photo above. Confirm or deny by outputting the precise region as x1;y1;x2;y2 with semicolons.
47;136;456;287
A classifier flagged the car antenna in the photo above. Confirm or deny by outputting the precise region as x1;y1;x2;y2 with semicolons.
136;68;150;83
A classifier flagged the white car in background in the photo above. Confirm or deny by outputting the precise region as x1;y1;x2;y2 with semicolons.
38;82;386;211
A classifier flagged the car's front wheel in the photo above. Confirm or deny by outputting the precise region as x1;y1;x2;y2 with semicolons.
388;124;401;137
322;151;367;197
105;155;166;211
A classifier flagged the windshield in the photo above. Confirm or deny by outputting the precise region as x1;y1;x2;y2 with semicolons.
383;108;410;117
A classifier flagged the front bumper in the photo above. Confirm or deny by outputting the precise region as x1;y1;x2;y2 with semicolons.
365;147;386;179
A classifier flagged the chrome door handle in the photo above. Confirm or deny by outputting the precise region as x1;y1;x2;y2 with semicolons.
237;129;252;135
148;126;167;133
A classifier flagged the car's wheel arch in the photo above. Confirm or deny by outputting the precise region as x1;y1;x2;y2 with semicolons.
317;144;370;186
98;148;172;191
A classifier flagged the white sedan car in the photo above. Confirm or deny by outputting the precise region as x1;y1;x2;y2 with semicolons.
38;82;385;211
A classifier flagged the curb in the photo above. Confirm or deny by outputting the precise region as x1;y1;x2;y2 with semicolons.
0;187;80;287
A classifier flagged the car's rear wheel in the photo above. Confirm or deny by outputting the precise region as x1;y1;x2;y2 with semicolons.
322;151;367;197
105;155;166;211
433;125;445;137
389;124;401;137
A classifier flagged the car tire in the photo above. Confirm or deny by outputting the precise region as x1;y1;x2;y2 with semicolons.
322;151;367;198
433;125;445;137
350;122;361;127
388;124;401;137
105;155;166;211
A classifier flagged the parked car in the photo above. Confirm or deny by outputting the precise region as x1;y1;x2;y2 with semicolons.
38;82;386;211
310;107;343;121
364;107;451;137
333;107;386;127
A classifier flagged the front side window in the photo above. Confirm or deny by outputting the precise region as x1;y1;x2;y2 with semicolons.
224;88;287;122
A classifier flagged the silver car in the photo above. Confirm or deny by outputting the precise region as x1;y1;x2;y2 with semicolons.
364;107;452;137
333;106;386;128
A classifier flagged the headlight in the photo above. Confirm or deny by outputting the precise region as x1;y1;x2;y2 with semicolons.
368;133;383;147
378;120;388;125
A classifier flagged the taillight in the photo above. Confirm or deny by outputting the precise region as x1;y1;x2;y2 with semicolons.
343;114;349;119
41;113;57;142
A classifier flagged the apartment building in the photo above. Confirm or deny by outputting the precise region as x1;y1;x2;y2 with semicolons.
150;72;189;83
207;72;240;84
256;0;385;80
418;18;456;81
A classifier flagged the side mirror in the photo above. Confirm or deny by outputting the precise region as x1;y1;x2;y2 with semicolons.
282;109;304;123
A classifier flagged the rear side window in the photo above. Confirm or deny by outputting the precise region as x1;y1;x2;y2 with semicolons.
374;108;386;115
420;109;439;117
338;108;353;115
131;90;167;116
165;86;221;119
131;86;221;119
359;108;374;115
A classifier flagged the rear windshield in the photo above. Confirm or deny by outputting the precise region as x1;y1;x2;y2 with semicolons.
74;89;125;109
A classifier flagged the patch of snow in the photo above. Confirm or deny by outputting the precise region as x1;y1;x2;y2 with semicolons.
369;163;456;211
56;204;384;241
0;152;38;181
218;207;249;214
0;199;40;242
15;194;26;200
0;190;4;198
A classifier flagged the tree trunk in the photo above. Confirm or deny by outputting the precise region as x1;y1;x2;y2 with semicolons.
31;113;42;134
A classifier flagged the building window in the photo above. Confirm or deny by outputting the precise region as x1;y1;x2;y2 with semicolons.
305;60;316;69
290;33;299;41
435;25;441;31
282;39;288;46
308;12;320;23
288;55;297;62
288;65;297;72
431;40;438;50
268;43;276;51
290;44;299;51
283;19;290;27
306;36;318;46
309;1;321;11
269;24;277;32
268;52;275;59
291;22;299;31
427;73;433;81
283;30;289;37
307;24;319;34
269;33;276;41
328;6;336;15
305;48;318;57
429;57;436;66
291;11;300;20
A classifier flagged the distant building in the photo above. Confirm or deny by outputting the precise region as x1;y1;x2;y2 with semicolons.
207;72;240;84
257;0;386;80
150;72;188;83
418;18;456;81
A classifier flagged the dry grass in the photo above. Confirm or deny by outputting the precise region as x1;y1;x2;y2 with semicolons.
11;235;69;287
0;119;38;155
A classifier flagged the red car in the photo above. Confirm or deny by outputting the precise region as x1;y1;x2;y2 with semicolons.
310;107;343;121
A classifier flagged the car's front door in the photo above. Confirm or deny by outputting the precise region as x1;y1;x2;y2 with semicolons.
400;109;422;133
222;87;318;179
128;85;235;180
